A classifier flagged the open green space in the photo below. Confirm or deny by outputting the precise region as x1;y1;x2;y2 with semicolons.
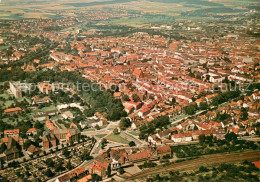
84;128;95;132
170;114;188;123
105;133;129;144
0;45;9;50
130;130;140;136
95;134;107;138
36;105;56;112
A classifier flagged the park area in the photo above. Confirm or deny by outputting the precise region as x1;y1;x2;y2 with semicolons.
105;133;129;144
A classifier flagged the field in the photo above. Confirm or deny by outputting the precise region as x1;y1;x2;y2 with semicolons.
36;105;56;112
130;130;140;136
95;134;107;138
0;45;9;50
105;133;129;144
0;0;258;20
84;128;95;132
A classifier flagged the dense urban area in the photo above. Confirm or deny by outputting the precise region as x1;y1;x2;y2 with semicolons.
0;0;259;181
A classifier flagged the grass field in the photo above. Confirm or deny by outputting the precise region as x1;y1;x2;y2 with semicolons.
130;130;140;136
0;45;9;50
170;114;188;122
106;133;129;144
95;134;107;138
99;125;107;129
84;128;95;131
0;92;10;99
37;105;56;112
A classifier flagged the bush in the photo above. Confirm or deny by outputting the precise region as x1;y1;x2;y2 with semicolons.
129;141;136;147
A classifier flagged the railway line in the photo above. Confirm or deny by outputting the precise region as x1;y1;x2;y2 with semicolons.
127;150;260;180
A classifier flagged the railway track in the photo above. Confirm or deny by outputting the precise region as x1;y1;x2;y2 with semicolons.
127;150;260;180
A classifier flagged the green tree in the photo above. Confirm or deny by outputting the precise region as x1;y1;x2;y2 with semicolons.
107;165;111;177
45;158;54;167
132;93;141;102
91;174;102;181
122;94;130;101
129;141;136;147
23;140;32;150
225;132;237;142
119;117;131;130
66;160;73;170
199;134;206;144
113;128;119;135
119;167;125;174
171;97;176;105
45;169;54;177
101;139;108;149
200;102;208;110
0;143;7;154
62;148;70;158
241;108;248;121
184;104;198;115
55;162;65;172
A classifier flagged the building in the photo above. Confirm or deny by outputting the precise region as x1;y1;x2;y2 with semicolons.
52;128;80;143
55;167;87;182
32;96;51;105
109;149;128;169
0;138;20;161
38;82;53;94
9;81;22;98
128;149;154;163
27;144;41;156
155;145;171;156
4;129;20;137
33;112;49;121
171;133;192;143
4;107;22;115
42;133;57;150
26;128;37;136
89;157;110;178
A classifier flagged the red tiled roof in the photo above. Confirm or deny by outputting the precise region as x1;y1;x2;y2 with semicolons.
27;128;37;133
128;149;151;162
252;161;260;168
4;107;22;113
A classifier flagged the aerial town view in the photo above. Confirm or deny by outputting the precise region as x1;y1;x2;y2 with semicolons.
0;0;259;181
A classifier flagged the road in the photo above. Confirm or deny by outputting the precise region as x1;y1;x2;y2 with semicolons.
81;121;119;136
82;121;120;156
127;150;260;180
90;136;102;156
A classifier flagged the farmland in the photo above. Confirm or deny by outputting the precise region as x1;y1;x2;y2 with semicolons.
0;0;258;22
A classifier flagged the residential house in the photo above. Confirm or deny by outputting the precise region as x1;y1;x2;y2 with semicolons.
32;96;51;105
27;144;41;156
42;132;57;150
0;137;20;161
155;145;171;157
4;107;22;115
89;157;110;178
109;149;128;169
4;129;19;137
171;133;192;143
128;149;155;163
52;128;80;143
148;134;162;146
26;128;37;136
